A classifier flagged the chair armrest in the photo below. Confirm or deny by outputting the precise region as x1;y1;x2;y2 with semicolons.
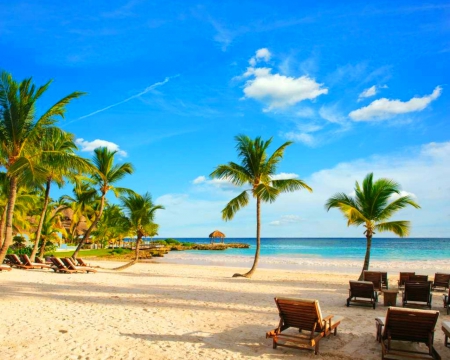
266;329;279;338
322;315;333;322
375;317;385;343
375;317;384;326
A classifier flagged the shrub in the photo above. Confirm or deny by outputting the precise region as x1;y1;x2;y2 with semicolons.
152;240;167;246
109;248;130;255
165;238;181;245
12;246;33;256
181;242;194;247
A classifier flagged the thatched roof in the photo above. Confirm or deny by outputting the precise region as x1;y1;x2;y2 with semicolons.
209;230;225;238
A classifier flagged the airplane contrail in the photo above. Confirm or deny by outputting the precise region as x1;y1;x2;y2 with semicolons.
77;75;179;120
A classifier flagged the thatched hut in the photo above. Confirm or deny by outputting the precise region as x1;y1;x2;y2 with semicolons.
209;230;226;244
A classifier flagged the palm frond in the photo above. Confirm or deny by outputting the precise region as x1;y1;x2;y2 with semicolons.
271;179;313;193
375;221;410;237
222;190;249;220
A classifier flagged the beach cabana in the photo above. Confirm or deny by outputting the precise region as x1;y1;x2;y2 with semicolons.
209;230;225;244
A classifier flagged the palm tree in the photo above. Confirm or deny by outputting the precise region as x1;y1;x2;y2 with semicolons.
71;147;134;259
325;173;420;280
29;128;92;261
114;192;164;270
210;135;312;278
0;70;84;263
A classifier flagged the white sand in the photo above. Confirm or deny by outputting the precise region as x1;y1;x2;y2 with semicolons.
1;261;449;359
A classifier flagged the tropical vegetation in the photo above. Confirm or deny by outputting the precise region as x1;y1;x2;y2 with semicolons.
325;172;420;280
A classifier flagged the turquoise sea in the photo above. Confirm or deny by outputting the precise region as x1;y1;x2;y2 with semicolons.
166;237;450;261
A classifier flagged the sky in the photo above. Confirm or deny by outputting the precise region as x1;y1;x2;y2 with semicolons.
1;1;449;238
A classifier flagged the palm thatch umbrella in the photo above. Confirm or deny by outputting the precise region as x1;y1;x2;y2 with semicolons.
209;230;226;244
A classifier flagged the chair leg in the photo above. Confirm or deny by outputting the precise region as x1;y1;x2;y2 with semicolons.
314;341;319;355
334;327;337;336
273;339;277;349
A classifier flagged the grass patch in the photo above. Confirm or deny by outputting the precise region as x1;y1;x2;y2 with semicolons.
47;249;128;258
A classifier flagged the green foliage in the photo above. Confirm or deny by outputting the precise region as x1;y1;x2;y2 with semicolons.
181;242;194;247
109;248;131;255
11;246;33;255
165;238;181;245
152;240;167;245
12;235;26;248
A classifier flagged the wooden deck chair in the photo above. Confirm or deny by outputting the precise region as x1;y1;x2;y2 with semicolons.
443;289;449;315
375;307;440;359
347;280;378;309
62;258;97;273
381;272;388;289
0;264;12;271
402;281;433;309
409;274;428;282
50;257;78;273
21;254;52;269
76;258;90;267
7;254;32;269
443;321;450;348
363;271;383;291
35;257;52;266
398;272;415;289
432;273;450;291
266;297;343;355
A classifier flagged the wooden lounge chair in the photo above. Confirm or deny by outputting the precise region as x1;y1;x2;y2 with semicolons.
50;257;78;273
376;307;440;359
347;280;378;309
432;273;450;291
398;272;415;289
402;281;433;309
443;321;450;348
76;258;90;267
363;271;383;291
7;254;32;269
21;254;52;269
62;258;97;273
381;271;388;289
266;297;343;355
443;289;450;315
0;264;12;271
35;257;53;266
409;274;428;282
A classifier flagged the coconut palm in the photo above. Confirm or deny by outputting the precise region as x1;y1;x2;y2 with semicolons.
325;173;420;280
29;128;92;261
114;192;164;270
210;135;312;278
71;147;134;259
37;204;67;255
0;70;84;263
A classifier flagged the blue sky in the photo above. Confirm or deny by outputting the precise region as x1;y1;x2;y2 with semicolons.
1;1;449;237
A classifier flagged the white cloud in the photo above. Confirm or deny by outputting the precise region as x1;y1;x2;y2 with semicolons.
390;190;417;201
358;85;377;99
192;176;206;184
296;107;315;118
241;49;328;111
76;138;127;157
319;105;347;124
191;176;238;190
271;173;299;180
349;86;442;121
269;215;302;226
284;131;316;146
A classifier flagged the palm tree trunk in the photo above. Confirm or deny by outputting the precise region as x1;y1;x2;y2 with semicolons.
71;194;105;260
358;233;372;280
233;197;261;278
30;178;51;261
0;206;7;248
0;176;18;264
113;234;141;271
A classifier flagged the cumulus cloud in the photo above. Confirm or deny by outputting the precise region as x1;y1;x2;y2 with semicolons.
271;173;299;180
349;86;442;121
192;176;206;184
284;131;316;146
76;138;127;156
358;85;377;100
241;49;328;111
269;215;302;226
191;175;238;190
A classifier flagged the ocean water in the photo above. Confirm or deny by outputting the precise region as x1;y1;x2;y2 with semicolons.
157;238;450;274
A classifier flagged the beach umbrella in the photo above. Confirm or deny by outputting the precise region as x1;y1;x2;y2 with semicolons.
209;230;226;244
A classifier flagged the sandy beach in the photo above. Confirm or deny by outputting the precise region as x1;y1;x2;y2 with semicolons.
1;261;449;360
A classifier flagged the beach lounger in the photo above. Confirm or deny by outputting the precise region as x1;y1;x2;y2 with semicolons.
76;258;90;267
363;271;383;291
50;257;79;273
347;280;378;309
443;321;450;348
21;254;52;269
62;258;97;273
402;281;433;309
432;273;450;291
409;274;428;282
375;307;440;359
7;254;32;269
443;289;450;315
35;256;53;266
398;272;415;289
0;264;12;271
266;297;343;355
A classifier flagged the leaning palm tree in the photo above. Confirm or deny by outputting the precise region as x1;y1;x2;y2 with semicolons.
0;70;84;263
210;135;312;278
29;128;92;261
71;147;134;260
325;173;420;280
114;192;164;270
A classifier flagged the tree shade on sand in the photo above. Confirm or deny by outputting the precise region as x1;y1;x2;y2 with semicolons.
325;172;420;280
210;135;312;278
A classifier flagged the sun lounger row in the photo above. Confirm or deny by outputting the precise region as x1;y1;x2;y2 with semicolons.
267;297;443;358
4;254;96;273
0;264;12;271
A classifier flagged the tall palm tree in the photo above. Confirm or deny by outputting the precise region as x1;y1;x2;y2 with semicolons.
0;70;84;263
71;147;134;259
325;173;420;280
210;135;312;278
114;192;164;270
29;128;92;261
